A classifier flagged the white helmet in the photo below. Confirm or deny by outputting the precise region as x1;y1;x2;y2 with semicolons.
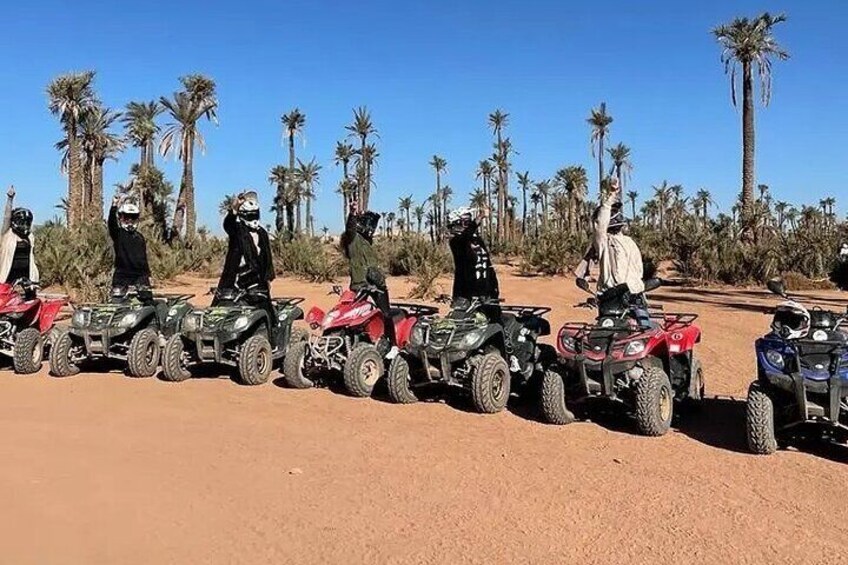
447;207;477;236
118;200;141;232
771;301;811;340
238;195;261;230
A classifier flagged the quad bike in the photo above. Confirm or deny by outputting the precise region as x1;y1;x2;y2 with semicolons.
50;286;193;378
161;287;306;386
0;279;66;374
746;278;848;455
391;295;553;414
542;279;703;436
282;284;438;397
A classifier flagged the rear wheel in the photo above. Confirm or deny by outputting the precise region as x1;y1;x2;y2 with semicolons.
282;339;314;389
540;369;575;425
161;334;192;382
238;334;273;386
127;328;161;378
13;327;44;375
386;355;418;404
343;344;384;398
634;364;673;436
471;352;511;414
746;381;778;455
49;329;81;377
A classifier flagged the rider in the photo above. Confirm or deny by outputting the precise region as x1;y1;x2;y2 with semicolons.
109;193;151;291
1;186;39;297
217;191;278;332
340;203;397;358
447;206;499;303
575;178;650;326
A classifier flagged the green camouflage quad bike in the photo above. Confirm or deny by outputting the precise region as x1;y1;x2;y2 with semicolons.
49;286;193;378
161;287;307;386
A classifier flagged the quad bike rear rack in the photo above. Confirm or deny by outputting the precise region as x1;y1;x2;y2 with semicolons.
500;305;552;318
390;302;439;318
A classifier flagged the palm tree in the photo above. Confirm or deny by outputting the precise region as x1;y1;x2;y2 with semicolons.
268;165;291;233
47;70;97;228
626;191;638;221
529;190;542;236
694;189;715;222
713;13;789;231
159;74;218;238
774;200;788;231
334;141;356;219
652;181;672;230
296;157;321;237
219;194;237;216
534;180;551;231
441;185;453;228
607;143;632;188
587;102;613;195
516;171;532;236
122;101;162;172
345;107;378;207
559;166;588;233
398;195;413;232
386;212;396;239
282;108;306;233
429;155;447;233
414;204;425;233
488;110;509;241
80;105;124;221
476;159;495;239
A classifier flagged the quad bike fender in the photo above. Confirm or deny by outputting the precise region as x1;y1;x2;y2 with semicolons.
235;310;270;336
306;306;326;329
664;325;701;355
364;314;385;343
472;325;506;354
394;317;417;348
38;300;66;334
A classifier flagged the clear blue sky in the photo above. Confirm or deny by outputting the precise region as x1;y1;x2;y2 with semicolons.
0;0;845;233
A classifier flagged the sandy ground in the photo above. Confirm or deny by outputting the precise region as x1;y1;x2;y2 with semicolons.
2;270;848;564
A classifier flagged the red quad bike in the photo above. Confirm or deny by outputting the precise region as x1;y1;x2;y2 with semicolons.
0;279;66;374
541;278;704;436
282;284;438;397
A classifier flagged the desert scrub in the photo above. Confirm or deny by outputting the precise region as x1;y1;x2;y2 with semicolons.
518;231;588;276
272;236;345;283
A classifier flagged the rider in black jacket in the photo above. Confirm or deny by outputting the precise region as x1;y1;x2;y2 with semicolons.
447;207;499;302
216;191;278;330
109;195;151;290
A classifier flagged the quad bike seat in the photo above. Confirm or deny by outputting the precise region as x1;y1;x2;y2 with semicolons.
388;308;407;324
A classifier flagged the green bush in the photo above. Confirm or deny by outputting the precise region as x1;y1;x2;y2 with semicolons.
272;236;345;283
518;231;588;276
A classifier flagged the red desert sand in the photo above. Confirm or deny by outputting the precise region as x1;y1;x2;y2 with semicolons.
2;270;847;564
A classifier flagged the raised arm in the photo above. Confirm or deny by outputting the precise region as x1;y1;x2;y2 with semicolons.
2;186;15;234
108;202;119;239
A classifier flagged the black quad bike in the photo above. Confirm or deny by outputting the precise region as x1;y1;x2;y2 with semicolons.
746;278;848;455
50;286;193;378
161;287;306;386
542;279;703;436
387;296;553;414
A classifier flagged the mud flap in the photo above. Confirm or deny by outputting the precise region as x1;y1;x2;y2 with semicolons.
828;373;841;423
600;355;615;398
791;371;808;421
440;353;455;386
575;354;590;397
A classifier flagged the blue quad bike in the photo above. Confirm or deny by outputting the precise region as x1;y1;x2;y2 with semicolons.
746;278;848;455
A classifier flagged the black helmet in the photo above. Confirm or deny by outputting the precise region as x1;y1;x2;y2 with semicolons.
11;208;33;238
593;202;627;233
353;211;380;240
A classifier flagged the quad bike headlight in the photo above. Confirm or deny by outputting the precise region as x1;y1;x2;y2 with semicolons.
183;314;200;332
233;316;250;332
461;329;484;349
765;349;785;370
560;335;576;351
118;313;138;328
410;323;426;345
624;340;646;357
72;310;88;327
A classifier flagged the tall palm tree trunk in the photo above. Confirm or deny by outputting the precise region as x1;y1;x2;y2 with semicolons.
597;134;605;197
741;60;756;228
288;135;298;234
92;158;104;221
68;128;83;229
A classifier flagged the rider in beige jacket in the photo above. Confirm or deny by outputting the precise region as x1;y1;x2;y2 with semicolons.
575;179;644;295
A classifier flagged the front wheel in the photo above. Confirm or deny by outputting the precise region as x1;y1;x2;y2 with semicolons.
634;364;673;436
49;329;81;377
343;344;384;398
13;327;44;375
282;339;314;389
386;355;418;404
746;382;778;455
238;334;273;386
161;335;192;382
540;369;575;425
127;328;161;378
470;352;511;414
